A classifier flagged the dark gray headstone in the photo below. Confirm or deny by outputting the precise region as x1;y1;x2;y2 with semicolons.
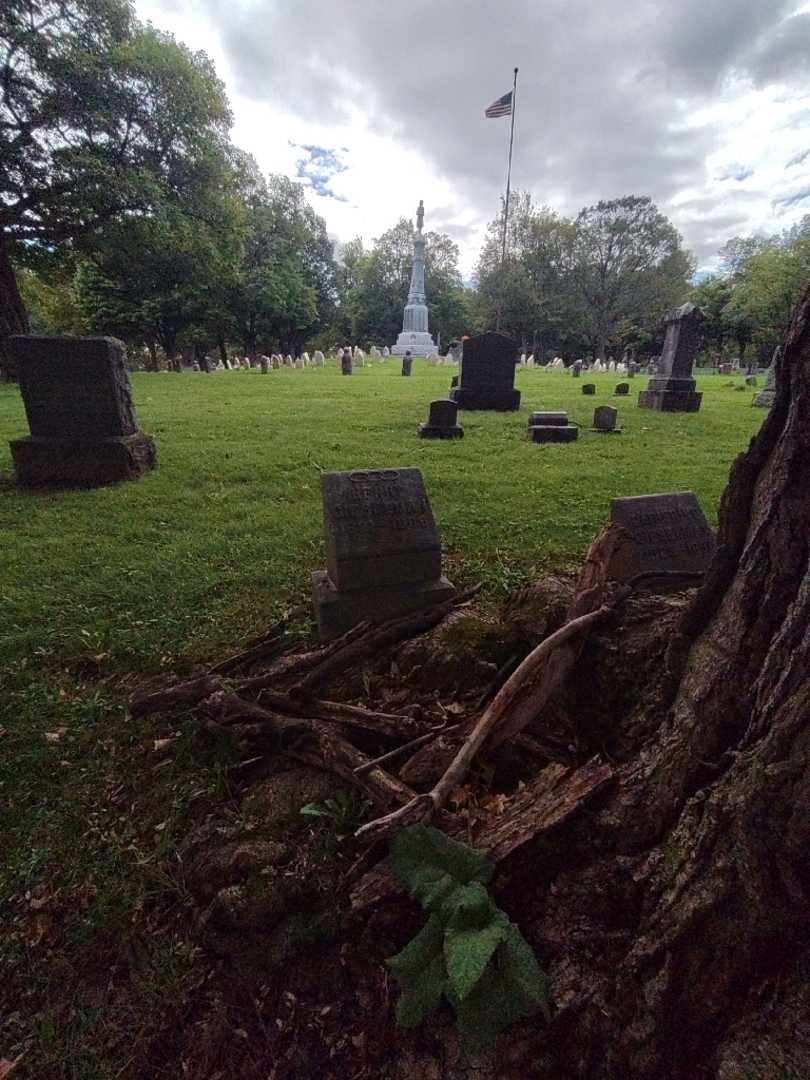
419;399;464;439
529;425;578;443
450;331;520;411
582;383;596;395
628;362;639;378
639;304;705;412
341;350;353;375
528;411;568;427
260;356;269;374
610;491;715;580
8;336;156;487
572;360;582;378
593;405;619;432
312;467;455;638
753;346;780;408
614;382;630;396
402;353;413;376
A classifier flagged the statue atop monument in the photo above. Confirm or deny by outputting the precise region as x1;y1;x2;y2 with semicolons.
391;198;438;357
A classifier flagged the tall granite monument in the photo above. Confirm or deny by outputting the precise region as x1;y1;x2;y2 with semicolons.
311;467;455;638
450;331;520;411
753;345;781;408
392;200;438;358
638;303;705;412
8;336;157;487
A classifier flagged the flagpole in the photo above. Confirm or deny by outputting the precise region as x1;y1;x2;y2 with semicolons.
500;66;519;265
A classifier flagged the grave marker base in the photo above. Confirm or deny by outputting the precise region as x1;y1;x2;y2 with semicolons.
10;433;157;488
529;425;579;443
449;387;521;411
637;390;702;412
312;570;456;639
418;424;464;439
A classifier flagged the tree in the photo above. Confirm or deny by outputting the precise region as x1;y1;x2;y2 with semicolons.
571;196;693;361
0;0;232;375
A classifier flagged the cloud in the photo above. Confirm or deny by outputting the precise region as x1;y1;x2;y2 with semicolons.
290;143;349;202
787;148;810;167
134;0;810;274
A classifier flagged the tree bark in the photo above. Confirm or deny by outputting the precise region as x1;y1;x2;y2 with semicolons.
505;280;810;1078
0;229;30;380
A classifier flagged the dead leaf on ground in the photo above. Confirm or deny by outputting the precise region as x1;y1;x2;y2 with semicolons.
152;738;176;752
44;729;67;743
0;1056;24;1079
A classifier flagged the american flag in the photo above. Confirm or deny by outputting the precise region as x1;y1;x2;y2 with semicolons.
485;91;513;118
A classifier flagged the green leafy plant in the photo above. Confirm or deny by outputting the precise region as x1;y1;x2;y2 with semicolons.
386;824;550;1051
299;790;371;840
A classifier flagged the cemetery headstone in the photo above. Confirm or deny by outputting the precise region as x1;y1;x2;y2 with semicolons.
628;361;638;378
311;467;456;638
450;331;520;411
8;335;157;487
572;360;582;378
528;410;578;442
639;303;704;412
341;349;353;375
582;383;596;395
753;346;780;408
260;356;269;374
592;405;620;433
609;491;716;580
528;411;568;427
447;340;463;365
419;399;464;439
615;382;630;396
402;350;413;376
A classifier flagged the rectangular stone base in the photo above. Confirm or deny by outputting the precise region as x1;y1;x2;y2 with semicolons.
418;424;464;439
312;570;456;640
10;432;157;488
529;425;579;443
449;387;521;411
637;390;702;413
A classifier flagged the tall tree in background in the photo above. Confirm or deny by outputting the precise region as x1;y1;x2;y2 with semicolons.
572;196;693;362
0;0;232;376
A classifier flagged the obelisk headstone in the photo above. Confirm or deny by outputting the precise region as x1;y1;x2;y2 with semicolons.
8;336;157;487
638;303;705;412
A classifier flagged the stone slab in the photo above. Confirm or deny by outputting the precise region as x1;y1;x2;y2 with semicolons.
529;425;579;443
528;411;568;426
312;570;455;640
10;433;157;488
637;389;702;412
609;491;715;580
321;467;441;592
11;335;138;439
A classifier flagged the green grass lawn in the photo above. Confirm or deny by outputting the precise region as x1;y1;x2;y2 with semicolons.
0;359;764;1077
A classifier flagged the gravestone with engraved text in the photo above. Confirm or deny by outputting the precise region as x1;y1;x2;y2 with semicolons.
450;331;520;410
8;336;156;487
311;467;455;638
609;491;715;580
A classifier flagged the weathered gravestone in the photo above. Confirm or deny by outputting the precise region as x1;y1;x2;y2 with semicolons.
572;360;582;378
447;340;463;365
311;467;455;638
639;303;704;412
402;351;413;377
628;361;639;378
340;349;353;375
593;405;620;433
260;356;269;374
614;382;630;396
450;331;520;411
528;410;578;442
8;336;157;488
582;383;596;395
609;491;716;581
753;346;780;408
419;399;464;439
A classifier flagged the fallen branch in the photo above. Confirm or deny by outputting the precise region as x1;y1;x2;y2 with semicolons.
129;673;222;719
352;723;462;775
351;758;614;909
290;584;482;700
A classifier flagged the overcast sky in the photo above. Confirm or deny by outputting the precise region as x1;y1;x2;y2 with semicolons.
135;0;810;277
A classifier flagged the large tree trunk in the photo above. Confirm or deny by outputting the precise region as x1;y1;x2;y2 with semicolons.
0;229;29;381
505;281;810;1079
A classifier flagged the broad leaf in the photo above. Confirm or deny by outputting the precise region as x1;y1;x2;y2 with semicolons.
406;866;458;912
394;952;447;1029
441;882;495;930
500;923;551;1020
387;914;443;980
444;920;507;1002
390;825;494;896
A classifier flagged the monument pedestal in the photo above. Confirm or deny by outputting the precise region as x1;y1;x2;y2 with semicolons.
392;331;438;357
312;570;455;639
529;425;578;443
450;387;521;411
637;389;702;412
10;433;157;487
